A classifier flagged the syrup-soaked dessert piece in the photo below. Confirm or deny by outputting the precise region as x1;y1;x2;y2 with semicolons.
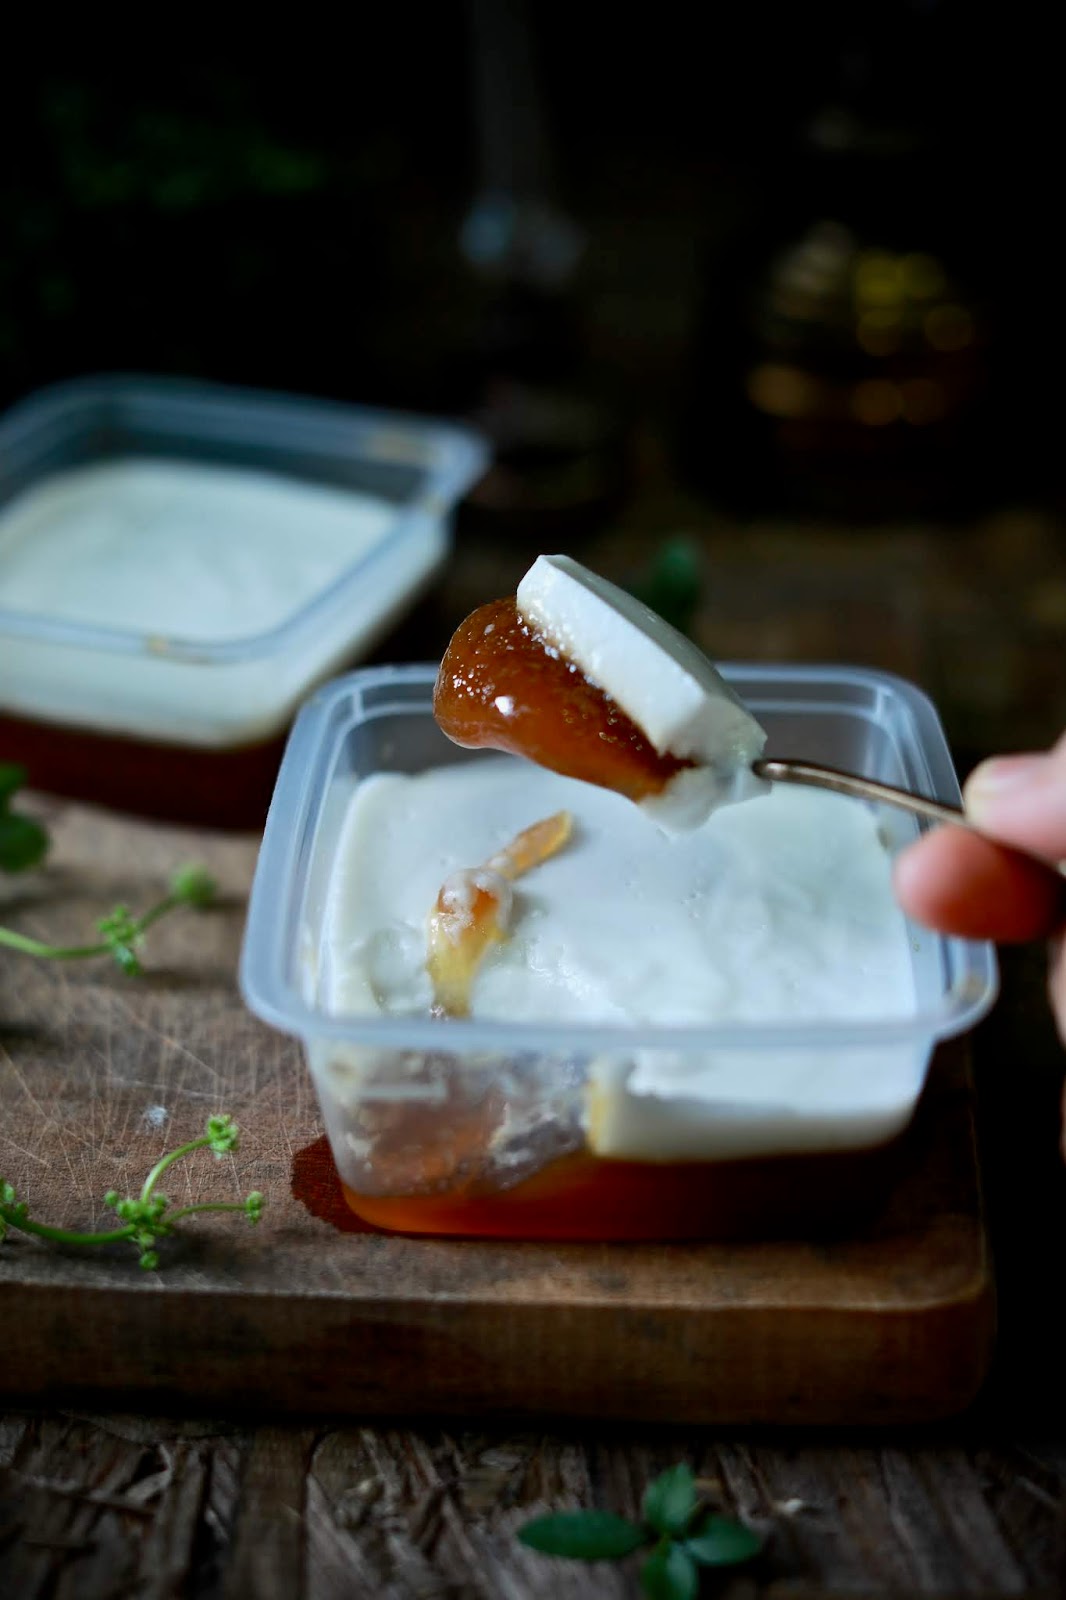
433;597;692;803
426;808;573;1017
435;556;768;828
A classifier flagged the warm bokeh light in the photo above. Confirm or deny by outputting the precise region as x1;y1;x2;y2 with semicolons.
851;378;902;426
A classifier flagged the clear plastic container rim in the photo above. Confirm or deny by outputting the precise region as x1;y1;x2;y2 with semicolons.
0;375;490;664
239;662;999;1055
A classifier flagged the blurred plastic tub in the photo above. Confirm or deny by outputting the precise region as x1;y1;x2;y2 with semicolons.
0;377;487;826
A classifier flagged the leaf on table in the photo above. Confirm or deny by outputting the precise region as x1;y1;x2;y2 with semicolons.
518;1510;646;1561
640;1541;699;1600
0;812;49;873
685;1512;764;1567
642;1463;698;1537
0;763;28;804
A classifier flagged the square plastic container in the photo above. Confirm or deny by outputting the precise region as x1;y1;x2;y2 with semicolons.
240;662;998;1241
0;377;487;826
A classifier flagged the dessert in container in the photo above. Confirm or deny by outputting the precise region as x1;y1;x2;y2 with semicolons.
240;661;998;1241
0;377;487;827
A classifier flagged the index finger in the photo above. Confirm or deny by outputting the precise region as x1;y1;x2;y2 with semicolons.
963;737;1066;864
893;825;1066;943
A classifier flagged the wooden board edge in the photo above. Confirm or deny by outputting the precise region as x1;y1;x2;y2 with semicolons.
1;1249;996;1427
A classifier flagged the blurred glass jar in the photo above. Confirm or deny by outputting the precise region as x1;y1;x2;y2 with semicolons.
680;7;995;517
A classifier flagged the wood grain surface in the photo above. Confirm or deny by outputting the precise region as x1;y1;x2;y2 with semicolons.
1;793;994;1428
4;485;1066;1593
2;1410;1065;1598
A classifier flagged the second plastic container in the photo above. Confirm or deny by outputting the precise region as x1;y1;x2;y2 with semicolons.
0;377;487;825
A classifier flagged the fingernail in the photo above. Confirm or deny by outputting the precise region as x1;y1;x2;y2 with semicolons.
965;754;1047;813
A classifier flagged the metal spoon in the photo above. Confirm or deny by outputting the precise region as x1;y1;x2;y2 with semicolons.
752;757;1066;877
753;758;966;828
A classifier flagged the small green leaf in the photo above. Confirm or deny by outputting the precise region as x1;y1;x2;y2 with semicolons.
0;763;28;804
686;1514;763;1568
642;1464;698;1537
0;812;49;872
0;1187;29;1231
1;1111;255;1269
113;1194;168;1228
109;943;141;976
518;1511;647;1561
206;1114;239;1154
641;1541;699;1600
98;905;144;975
170;863;217;907
98;904;139;944
631;538;702;638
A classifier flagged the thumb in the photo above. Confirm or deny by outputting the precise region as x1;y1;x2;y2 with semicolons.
964;736;1066;864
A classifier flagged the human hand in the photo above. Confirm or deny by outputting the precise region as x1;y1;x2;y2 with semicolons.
894;736;1066;1119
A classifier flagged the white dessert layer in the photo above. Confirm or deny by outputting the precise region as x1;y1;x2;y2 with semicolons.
517;553;769;825
319;755;921;1161
0;459;442;743
0;459;395;642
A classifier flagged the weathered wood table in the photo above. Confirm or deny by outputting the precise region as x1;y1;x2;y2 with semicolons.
3;494;1066;1597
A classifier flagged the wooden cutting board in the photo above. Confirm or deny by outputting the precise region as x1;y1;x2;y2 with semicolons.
0;798;994;1426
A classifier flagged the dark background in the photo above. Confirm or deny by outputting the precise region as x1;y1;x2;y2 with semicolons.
1;2;1061;518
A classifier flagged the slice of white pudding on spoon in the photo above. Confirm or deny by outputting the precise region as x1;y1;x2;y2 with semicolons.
435;553;769;830
517;554;768;826
437;553;997;842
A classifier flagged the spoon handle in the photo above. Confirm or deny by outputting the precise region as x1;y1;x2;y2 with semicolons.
753;758;1066;886
752;758;968;829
